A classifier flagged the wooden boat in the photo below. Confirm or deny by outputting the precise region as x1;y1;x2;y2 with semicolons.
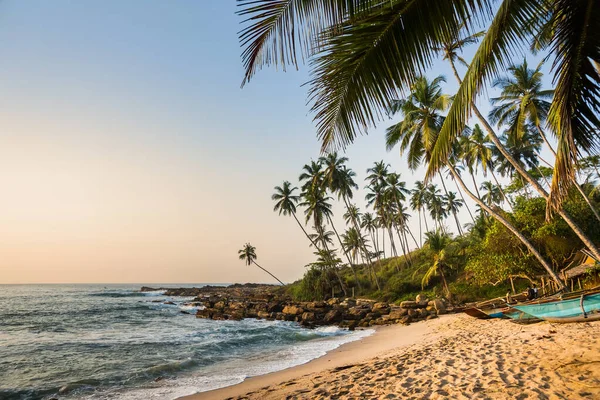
512;291;600;323
463;307;491;319
501;307;541;324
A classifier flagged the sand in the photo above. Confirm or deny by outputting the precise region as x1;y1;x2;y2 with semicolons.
182;314;600;400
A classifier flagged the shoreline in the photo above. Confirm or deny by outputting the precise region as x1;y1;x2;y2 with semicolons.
180;316;447;400
180;314;600;400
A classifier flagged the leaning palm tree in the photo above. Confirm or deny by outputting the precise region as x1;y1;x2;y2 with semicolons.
490;60;600;223
238;243;284;285
410;181;430;246
272;181;321;249
238;0;600;251
386;76;566;289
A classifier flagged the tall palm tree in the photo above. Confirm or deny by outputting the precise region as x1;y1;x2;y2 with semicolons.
444;191;464;235
299;189;348;295
410;181;429;246
238;243;284;285
272;181;321;249
434;23;600;260
299;160;325;194
321;153;374;282
238;0;600;238
480;181;503;208
385;172;419;248
490;60;600;223
386;76;566;289
361;212;380;259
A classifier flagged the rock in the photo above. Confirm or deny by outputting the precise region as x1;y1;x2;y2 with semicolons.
433;299;446;314
214;301;227;309
388;308;408;320
400;301;418;309
419;308;428;317
327;298;340;306
267;302;283;313
345;307;367;320
416;294;428;303
257;311;271;319
301;312;316;322
372;302;390;314
282;305;304;315
407;309;419;318
180;310;191;315
163;301;176;305
399;316;412;325
324;309;343;323
426;314;438;320
340;298;357;307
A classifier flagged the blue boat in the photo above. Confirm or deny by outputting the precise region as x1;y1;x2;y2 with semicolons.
512;292;600;323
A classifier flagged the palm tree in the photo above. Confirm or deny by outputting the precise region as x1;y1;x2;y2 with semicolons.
490;60;600;223
272;181;321;249
360;212;380;258
308;229;335;249
238;243;284;285
299;189;348;295
238;0;600;237
299;160;325;194
433;23;600;261
444;191;464;235
480;181;503;208
420;231;455;297
387;76;566;289
410;181;429;246
321;153;373;283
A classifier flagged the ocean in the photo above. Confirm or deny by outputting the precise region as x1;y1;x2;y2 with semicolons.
0;284;373;400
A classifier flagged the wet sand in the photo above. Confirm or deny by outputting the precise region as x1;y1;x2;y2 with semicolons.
181;314;600;399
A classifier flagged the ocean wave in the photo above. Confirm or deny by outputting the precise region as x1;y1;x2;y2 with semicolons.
88;291;145;298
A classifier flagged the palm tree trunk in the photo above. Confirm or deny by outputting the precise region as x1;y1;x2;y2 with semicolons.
423;210;430;233
452;177;476;223
252;261;285;285
320;229;347;297
490;169;514;212
449;58;600;262
439;266;451;299
453;211;463;235
292;213;322;250
387;225;398;257
326;216;353;295
446;164;565;290
417;209;423;247
342;197;371;290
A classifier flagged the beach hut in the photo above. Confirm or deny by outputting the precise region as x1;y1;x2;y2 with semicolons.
560;250;599;291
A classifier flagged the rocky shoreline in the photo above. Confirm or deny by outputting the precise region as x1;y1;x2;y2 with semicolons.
141;284;454;329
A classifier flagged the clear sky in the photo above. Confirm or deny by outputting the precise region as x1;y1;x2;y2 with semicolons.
0;1;555;284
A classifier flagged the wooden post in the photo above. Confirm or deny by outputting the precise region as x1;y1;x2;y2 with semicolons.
352;287;355;299
571;279;574;292
332;287;335;299
541;276;546;295
578;278;583;290
509;276;516;294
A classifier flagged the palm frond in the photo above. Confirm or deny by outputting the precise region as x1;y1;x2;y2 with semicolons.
426;0;546;179
546;0;600;216
307;0;493;152
237;0;382;86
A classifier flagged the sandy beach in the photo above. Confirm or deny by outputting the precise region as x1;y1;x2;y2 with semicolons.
182;314;600;400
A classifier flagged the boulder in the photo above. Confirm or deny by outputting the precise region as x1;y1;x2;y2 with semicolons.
327;298;340;306
214;301;227;309
415;294;428;303
388;308;408;320
301;312;316;322
432;299;446;314
419;308;428;317
282;305;304;315
426;314;439;320
407;309;419;318
372;302;390;314
399;316;412;325
267;302;283;313
324;309;343;323
257;311;271;319
400;301;418;309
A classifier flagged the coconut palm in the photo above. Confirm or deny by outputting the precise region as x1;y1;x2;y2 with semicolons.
238;0;600;254
410;181;431;245
308;229;335;249
360;212;380;258
365;160;390;187
272;181;321;249
421;231;455;298
491;60;600;223
480;181;503;208
387;76;566;289
299;160;325;194
385;172;419;248
444;191;464;235
238;243;284;285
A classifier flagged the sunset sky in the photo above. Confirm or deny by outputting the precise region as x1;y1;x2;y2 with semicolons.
0;1;553;284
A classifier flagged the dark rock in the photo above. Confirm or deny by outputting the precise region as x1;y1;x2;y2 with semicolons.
400;301;418;309
324;309;343;323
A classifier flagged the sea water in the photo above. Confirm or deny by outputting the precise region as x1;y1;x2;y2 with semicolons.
0;285;373;400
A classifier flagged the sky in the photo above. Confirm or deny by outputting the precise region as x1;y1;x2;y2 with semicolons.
0;1;556;284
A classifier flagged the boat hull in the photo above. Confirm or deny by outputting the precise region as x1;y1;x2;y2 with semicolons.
513;293;600;323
